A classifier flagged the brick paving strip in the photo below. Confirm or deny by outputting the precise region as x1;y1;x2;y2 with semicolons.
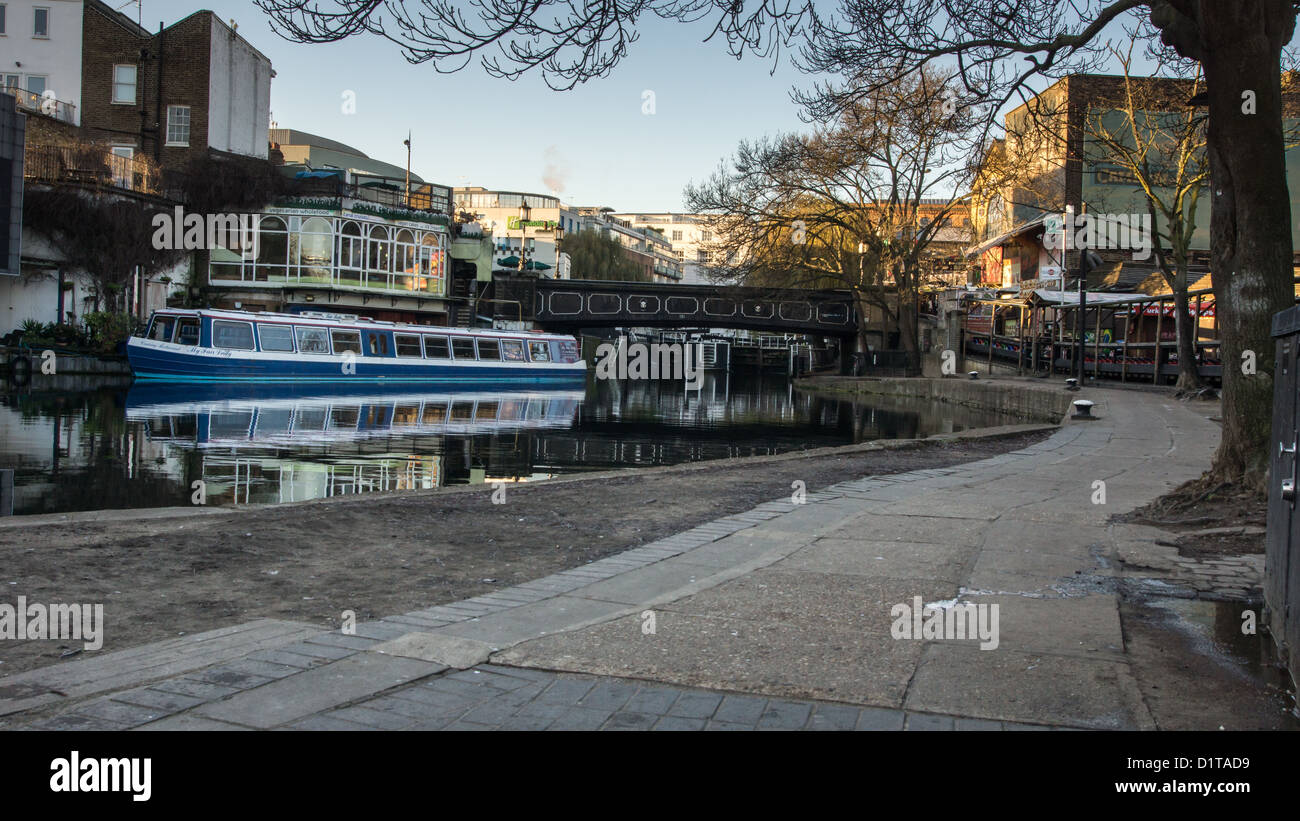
0;382;1226;730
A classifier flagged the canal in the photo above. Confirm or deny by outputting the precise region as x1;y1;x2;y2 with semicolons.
0;374;1013;516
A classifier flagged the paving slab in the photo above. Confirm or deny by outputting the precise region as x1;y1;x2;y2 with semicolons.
194;653;444;729
780;538;976;584
0;619;319;717
369;632;495;669
902;643;1152;730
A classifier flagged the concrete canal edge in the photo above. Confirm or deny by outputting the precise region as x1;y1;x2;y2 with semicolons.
2;349;132;380
796;374;1077;424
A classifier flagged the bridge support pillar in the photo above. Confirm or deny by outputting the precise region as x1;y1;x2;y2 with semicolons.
839;334;863;375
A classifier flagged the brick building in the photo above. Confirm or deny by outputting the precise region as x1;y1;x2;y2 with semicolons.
963;73;1300;291
78;1;272;173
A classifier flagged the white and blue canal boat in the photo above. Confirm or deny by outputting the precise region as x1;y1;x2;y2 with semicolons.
127;308;587;385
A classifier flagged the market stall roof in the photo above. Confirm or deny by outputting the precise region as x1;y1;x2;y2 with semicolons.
964;214;1052;258
1028;289;1150;306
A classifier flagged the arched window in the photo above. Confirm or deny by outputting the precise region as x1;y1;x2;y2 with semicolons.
337;221;362;287
420;232;447;295
394;229;417;289
367;225;391;288
298;216;333;283
209;214;254;282
256;216;288;283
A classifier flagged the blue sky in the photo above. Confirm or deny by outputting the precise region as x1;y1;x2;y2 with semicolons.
146;2;1242;211
148;1;816;211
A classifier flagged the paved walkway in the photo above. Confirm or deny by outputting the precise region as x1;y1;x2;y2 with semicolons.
1;382;1227;730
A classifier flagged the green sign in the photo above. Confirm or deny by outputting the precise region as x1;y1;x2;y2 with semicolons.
506;217;558;230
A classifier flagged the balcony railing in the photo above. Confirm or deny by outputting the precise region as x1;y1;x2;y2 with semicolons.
24;143;160;196
210;263;447;297
2;86;77;124
286;175;452;220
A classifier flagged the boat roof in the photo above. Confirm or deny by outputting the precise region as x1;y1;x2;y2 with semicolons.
150;308;572;339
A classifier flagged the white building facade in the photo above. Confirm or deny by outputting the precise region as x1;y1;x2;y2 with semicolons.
609;212;717;284
0;0;84;125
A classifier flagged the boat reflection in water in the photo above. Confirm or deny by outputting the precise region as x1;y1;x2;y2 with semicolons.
125;382;585;507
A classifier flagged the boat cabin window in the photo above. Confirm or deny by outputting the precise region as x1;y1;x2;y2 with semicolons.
451;338;477;360
257;324;296;353
295;407;327;431
477;339;501;361
395;334;423;358
149;316;177;342
422;402;447;423
175;318;200;346
367;334;389;356
451;402;474;421
330;407;360;428
556;340;579;363
500;340;526;362
295;326;330;354
212;320;255;351
528;341;550;362
423;335;450;359
331;330;363;355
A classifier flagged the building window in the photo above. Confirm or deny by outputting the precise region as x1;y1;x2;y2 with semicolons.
33;6;48;38
112;65;136;104
697;250;707;263
672;230;682;241
297;216;332;281
1;76;18;91
23;75;46;95
109;144;133;188
166;105;190;146
0;5;7;36
700;230;712;241
256;216;289;282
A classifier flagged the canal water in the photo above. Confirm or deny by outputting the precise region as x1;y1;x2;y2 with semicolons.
0;374;1012;516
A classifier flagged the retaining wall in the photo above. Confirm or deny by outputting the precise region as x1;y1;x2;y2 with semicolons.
800;375;1075;424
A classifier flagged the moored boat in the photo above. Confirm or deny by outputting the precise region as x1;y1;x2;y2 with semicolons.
127;308;587;384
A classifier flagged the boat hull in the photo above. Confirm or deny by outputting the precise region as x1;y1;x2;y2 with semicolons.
127;338;587;385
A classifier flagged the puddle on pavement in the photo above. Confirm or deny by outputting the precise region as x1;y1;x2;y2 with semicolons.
1146;597;1298;724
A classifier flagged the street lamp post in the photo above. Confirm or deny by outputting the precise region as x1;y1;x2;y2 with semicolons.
403;132;411;205
518;202;532;274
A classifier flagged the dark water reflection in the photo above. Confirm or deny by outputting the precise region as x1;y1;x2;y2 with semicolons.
0;374;1011;515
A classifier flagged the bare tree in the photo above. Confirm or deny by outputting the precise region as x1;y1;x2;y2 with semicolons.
256;0;1300;488
686;69;977;371
254;0;819;90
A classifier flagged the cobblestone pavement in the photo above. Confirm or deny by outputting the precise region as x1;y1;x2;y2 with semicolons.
289;665;1070;731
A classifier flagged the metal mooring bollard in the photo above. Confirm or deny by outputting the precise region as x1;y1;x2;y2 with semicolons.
1065;378;1079;391
0;469;13;516
968;371;979;380
1071;399;1097;421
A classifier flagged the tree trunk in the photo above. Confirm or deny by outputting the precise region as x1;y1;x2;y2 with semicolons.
897;284;921;375
1172;276;1203;390
1197;4;1295;490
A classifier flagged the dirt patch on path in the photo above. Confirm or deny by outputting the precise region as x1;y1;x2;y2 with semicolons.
0;428;1050;678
